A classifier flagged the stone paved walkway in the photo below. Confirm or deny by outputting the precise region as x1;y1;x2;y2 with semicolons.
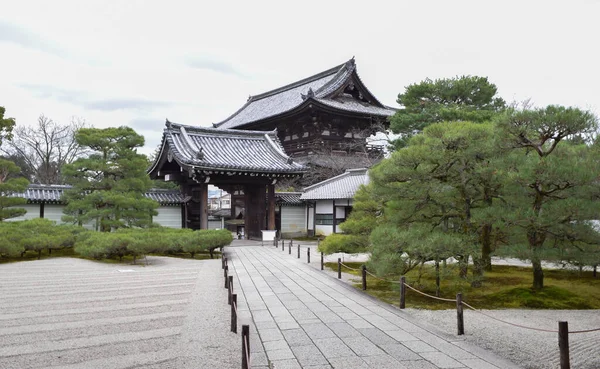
227;242;522;369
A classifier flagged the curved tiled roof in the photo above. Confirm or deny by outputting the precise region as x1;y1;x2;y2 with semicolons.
214;59;396;130
10;184;183;205
300;168;369;200
157;121;305;174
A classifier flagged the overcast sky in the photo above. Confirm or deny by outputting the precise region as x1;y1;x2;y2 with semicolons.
1;0;599;154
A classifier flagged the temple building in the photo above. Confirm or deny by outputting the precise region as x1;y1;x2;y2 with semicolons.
214;58;396;174
149;58;394;238
148;122;305;238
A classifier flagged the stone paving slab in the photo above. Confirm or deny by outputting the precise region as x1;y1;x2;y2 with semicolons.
226;242;522;369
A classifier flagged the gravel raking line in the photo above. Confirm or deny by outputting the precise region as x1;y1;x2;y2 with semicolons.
0;257;239;369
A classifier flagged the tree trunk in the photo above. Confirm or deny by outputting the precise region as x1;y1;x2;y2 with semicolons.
532;257;544;290
579;265;583;277
190;252;195;259
38;250;42;260
133;255;137;265
458;255;468;278
48;248;52;255
481;223;492;272
435;260;440;297
209;248;214;259
471;256;484;287
594;265;597;278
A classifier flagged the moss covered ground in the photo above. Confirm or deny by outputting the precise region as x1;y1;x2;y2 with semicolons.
325;262;600;310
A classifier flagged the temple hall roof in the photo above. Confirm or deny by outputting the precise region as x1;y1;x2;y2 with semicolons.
11;184;183;205
300;168;369;200
214;58;396;130
149;121;306;175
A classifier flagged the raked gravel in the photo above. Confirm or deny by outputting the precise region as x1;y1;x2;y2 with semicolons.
403;308;600;369
0;256;239;369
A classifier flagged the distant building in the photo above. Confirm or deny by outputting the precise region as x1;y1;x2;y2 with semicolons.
7;184;184;229
300;168;369;236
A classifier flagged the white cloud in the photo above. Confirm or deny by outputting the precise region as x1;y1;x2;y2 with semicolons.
0;0;599;155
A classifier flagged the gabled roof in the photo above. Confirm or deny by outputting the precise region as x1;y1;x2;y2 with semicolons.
10;184;183;205
214;58;396;130
300;168;369;200
149;121;306;176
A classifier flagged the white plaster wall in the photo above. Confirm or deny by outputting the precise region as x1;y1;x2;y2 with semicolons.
6;204;40;221
281;206;306;234
154;206;182;228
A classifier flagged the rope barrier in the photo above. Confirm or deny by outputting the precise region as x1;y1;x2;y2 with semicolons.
568;327;600;334
365;269;402;284
461;301;559;333
339;262;360;271
403;282;457;302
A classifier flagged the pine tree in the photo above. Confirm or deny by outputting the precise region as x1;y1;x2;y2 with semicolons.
62;127;158;231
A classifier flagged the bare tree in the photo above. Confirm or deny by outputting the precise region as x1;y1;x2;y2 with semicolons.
1;115;89;184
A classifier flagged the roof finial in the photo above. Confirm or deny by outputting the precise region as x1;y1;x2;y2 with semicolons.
345;57;355;69
301;87;315;100
165;118;172;128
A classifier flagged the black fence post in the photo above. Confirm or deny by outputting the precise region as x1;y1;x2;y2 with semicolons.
224;265;229;289
241;324;250;369
400;276;406;309
559;321;570;369
228;276;233;305
231;294;237;333
321;252;324;270
288;241;291;255
297;244;300;259
337;258;341;279
361;265;367;290
307;247;310;263
456;292;464;335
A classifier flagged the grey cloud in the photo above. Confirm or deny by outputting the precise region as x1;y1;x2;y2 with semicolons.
0;21;68;57
84;98;170;112
128;118;165;131
185;55;245;77
19;84;171;112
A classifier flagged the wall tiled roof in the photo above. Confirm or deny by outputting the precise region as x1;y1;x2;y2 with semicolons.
300;168;369;200
275;192;303;205
213;59;396;130
158;122;305;174
9;184;183;205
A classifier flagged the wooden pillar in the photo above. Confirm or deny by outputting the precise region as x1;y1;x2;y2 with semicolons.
268;184;275;231
332;200;336;233
200;183;208;229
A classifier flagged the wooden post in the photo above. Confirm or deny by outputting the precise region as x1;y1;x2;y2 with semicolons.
231;294;237;333
242;325;250;369
222;256;225;269
307;247;310;263
268;184;275;230
361;265;367;290
228;276;233;305
456;292;464;335
321;252;324;270
282;239;285;251
559;321;570;369
297;244;300;259
288;242;291;254
200;183;208;229
400;276;406;309
337;258;342;279
224;266;229;289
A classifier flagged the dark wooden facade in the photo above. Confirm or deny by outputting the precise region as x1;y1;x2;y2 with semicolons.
214;58;396;164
